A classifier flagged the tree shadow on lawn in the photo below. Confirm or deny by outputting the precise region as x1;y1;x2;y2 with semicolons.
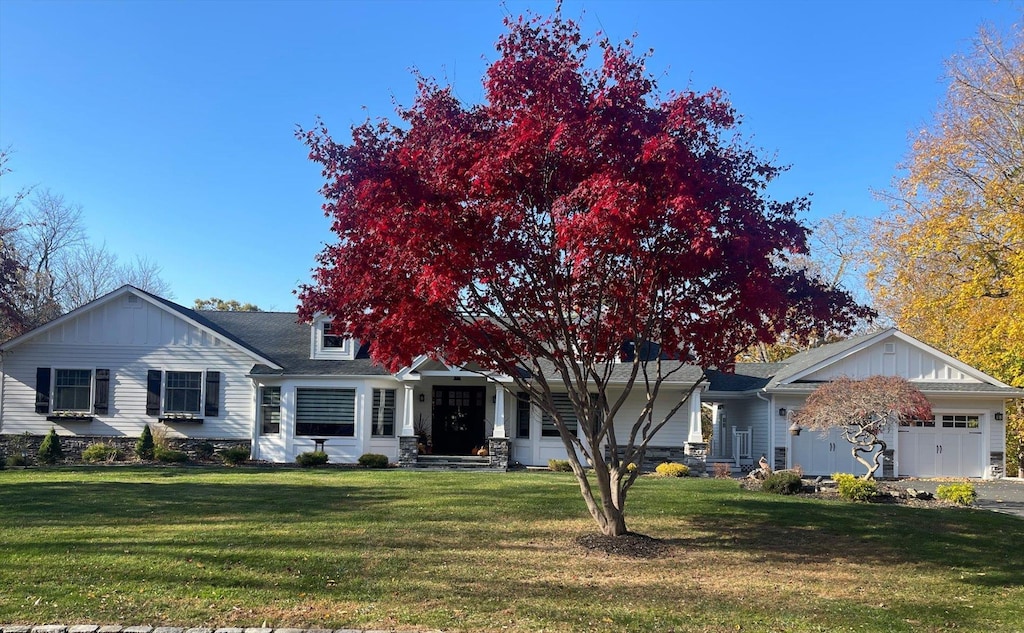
661;493;1024;588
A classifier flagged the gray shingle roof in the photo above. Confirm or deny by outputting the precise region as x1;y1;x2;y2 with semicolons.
764;329;891;388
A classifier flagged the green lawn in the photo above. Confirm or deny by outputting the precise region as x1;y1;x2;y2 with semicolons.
1;467;1022;632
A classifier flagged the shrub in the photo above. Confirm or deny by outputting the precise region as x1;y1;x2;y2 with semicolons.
654;462;689;477
936;482;977;505
37;428;64;464
155;446;188;463
6;454;27;468
625;462;638;473
296;450;329;467
833;472;878;501
713;462;733;479
82;442;123;463
762;471;803;495
219;446;250;466
136;424;155;460
357;453;389;468
548;459;572;472
194;441;216;460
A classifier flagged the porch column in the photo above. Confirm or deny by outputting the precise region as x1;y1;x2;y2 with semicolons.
401;384;416;436
684;390;708;475
492;384;507;439
687;391;703;444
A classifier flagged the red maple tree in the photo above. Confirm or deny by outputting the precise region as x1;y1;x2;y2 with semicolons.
298;11;870;536
792;376;933;479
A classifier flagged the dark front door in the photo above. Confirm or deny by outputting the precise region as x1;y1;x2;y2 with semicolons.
432;386;486;455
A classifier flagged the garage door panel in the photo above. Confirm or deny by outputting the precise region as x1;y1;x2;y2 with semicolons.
899;419;983;478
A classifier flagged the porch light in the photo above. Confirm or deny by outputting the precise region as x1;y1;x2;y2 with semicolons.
779;408;787;417
788;421;802;436
995;413;1003;421
419;393;425;403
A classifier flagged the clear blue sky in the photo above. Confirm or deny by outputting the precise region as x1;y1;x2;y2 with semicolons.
1;0;1020;311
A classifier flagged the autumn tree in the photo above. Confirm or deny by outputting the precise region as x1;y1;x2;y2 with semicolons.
870;22;1024;389
298;12;869;536
793;376;932;480
194;298;262;312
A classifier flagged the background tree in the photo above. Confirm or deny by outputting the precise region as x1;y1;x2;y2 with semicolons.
298;11;868;536
193;297;262;312
869;22;1023;388
792;376;933;479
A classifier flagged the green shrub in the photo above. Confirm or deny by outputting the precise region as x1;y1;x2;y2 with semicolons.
654;462;690;477
357;453;389;468
833;472;878;501
154;446;188;463
135;424;155;460
37;429;64;464
936;482;977;505
296;450;329;467
548;459;572;472
6;454;27;468
194;441;216;460
219;446;250;466
82;442;123;463
762;471;803;495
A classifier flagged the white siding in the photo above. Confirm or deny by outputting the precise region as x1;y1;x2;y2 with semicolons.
803;339;981;383
1;297;260;440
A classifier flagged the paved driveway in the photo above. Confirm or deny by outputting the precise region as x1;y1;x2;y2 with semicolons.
893;477;1024;519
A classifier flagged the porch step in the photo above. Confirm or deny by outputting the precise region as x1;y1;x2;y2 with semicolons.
705;458;744;476
411;454;502;471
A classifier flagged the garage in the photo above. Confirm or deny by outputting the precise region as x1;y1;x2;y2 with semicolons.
790;427;880;477
897;414;984;478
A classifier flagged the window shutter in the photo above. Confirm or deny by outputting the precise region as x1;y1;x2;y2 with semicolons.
35;367;51;414
204;371;220;417
146;370;162;416
94;369;110;414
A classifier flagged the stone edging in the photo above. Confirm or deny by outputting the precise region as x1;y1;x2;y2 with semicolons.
0;622;442;626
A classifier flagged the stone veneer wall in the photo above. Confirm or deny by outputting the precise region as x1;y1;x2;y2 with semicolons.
605;445;704;473
0;433;250;466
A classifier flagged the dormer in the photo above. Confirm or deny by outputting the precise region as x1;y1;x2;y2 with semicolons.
310;316;357;360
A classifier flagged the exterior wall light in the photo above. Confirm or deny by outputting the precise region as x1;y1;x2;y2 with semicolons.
788;421;801;436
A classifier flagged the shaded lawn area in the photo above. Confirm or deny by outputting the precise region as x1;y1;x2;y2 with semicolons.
1;468;1022;632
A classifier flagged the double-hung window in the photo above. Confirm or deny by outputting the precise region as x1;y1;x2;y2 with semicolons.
323;322;345;348
53;369;92;412
296;388;356;437
165;371;203;414
371;388;396;437
541;393;600;437
260;386;281;434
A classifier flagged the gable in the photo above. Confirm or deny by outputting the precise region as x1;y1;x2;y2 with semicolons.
799;337;981;383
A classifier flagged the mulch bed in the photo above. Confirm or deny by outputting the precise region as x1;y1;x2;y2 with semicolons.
575;532;669;558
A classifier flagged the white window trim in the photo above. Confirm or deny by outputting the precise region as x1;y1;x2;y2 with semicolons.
51;367;95;415
163;370;205;416
309;317;356;360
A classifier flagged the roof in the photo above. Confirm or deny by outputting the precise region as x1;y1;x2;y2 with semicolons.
706;363;784;392
764;329;885;388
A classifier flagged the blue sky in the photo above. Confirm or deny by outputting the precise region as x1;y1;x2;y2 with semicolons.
0;0;1020;311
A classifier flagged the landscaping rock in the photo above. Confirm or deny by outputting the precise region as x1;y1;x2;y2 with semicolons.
68;627;99;633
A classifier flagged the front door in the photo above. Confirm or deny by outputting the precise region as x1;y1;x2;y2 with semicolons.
432;386;486;455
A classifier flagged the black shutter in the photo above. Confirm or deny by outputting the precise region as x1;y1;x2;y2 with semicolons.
94;369;110;414
204;371;220;417
35;367;51;414
146;370;162;416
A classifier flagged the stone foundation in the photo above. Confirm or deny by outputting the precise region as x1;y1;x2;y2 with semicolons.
487;437;510;471
0;433;250;466
398;435;419;467
683;441;708;475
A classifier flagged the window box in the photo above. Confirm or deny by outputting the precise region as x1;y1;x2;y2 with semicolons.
46;412;94;423
159;414;204;424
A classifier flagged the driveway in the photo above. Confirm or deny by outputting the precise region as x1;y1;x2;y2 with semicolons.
893;477;1024;519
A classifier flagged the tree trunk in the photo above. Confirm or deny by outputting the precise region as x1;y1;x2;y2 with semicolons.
571;453;628;536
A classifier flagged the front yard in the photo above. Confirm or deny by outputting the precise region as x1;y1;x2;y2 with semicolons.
1;467;1021;632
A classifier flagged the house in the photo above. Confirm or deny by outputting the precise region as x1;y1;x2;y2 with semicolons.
704;329;1021;478
0;286;1019;478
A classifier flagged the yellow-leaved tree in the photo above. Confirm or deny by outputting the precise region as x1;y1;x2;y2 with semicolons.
870;21;1024;474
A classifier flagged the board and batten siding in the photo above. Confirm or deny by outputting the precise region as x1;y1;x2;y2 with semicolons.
1;294;258;440
803;339;982;383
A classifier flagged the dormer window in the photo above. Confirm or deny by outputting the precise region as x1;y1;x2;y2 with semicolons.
311;318;356;360
323;322;345;348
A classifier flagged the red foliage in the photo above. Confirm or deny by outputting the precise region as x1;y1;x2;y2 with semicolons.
296;11;871;377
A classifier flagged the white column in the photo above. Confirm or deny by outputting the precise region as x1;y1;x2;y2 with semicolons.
492;384;507;438
710;404;721;457
402;384;416;436
687;390;703;444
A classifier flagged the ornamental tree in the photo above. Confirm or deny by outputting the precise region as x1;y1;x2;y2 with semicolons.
297;11;870;536
792;376;932;480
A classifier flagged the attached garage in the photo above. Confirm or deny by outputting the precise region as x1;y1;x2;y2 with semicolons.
790;427;877;477
897;414;985;478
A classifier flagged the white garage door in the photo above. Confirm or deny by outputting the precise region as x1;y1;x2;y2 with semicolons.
898;414;984;478
790;427;878;477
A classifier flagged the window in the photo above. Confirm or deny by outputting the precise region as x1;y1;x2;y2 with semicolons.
910;416;936;427
323;322;345;348
260;386;281;435
165;371;203;414
516;392;531;438
942;414;980;429
371;388;396;436
541;393;600;437
53;369;92;412
296;388;355;436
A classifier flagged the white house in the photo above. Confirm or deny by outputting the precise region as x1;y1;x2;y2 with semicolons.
1;286;1019;477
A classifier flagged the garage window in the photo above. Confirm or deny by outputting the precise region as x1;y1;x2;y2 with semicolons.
941;414;979;429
